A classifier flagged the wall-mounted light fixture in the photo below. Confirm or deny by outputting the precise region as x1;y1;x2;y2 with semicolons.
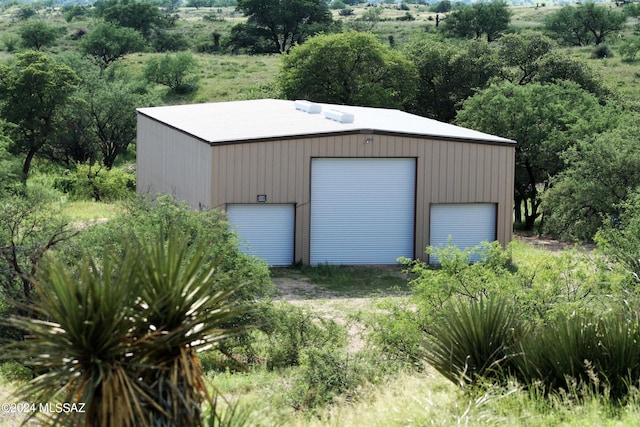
365;137;374;144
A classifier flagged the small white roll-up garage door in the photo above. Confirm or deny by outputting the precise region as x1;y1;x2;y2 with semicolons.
227;204;294;266
429;203;497;263
310;158;415;265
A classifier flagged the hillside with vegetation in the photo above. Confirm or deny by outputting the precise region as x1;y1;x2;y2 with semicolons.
2;0;640;425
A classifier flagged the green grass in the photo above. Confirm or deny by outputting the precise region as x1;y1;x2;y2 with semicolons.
271;264;410;297
60;200;124;222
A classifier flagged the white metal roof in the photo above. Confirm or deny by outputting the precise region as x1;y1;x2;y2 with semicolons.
137;99;515;145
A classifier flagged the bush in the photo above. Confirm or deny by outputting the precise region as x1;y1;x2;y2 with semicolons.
53;163;135;202
152;30;190;52
591;44;612;59
288;348;368;411
258;302;346;370
619;36;640;62
595;188;640;285
56;195;273;358
2;34;20;52
364;299;424;370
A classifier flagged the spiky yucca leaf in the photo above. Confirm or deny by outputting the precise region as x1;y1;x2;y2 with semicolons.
424;297;522;386
133;234;248;426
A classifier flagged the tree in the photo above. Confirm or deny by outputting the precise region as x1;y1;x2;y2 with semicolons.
0;51;79;183
498;33;556;85
595;187;640;285
442;1;511;42
235;0;334;53
347;6;383;32
144;52;200;94
545;3;626;46
80;22;146;68
0;126;20;194
543;119;640;240
18;21;61;50
533;52;610;99
103;1;165;38
455;82;608;230
403;36;500;122
278;31;418;110
0;192;77;313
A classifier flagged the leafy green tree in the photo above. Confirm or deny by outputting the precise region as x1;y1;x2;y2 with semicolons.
498;33;556;85
403;36;500;122
144;52;200;94
456;82;608;230
80;22;146;68
14;5;36;21
595;187;640;285
103;1;165;38
0;126;20;194
543;119;640;240
235;0;334;53
619;36;640;62
279;31;418;110
443;1;511;42
0;51;79;183
347;6;383;32
18;21;61;51
0;192;77;313
545;3;627;46
533;51;610;99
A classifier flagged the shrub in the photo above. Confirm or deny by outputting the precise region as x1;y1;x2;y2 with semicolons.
258;302;347;370
53;163;135;202
288;348;368;411
591;44;612;59
56;195;273;357
424;297;523;386
2;34;20;52
619;36;640;62
596;188;640;285
400;241;515;326
364;299;424;370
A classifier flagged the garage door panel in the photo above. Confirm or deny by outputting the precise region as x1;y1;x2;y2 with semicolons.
429;203;497;263
227;204;294;266
311;158;415;265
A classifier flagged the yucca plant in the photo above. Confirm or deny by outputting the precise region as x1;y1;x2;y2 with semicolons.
3;246;153;426
596;308;640;399
518;306;640;399
133;233;246;426
3;231;248;427
423;297;522;387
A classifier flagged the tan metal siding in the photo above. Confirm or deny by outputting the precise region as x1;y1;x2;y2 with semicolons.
210;134;514;264
136;115;212;208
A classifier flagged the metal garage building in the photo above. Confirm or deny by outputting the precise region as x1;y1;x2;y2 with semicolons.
137;99;515;265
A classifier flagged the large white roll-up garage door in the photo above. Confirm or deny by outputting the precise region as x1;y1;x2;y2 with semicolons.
227;204;294;266
429;203;497;263
310;158;415;265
